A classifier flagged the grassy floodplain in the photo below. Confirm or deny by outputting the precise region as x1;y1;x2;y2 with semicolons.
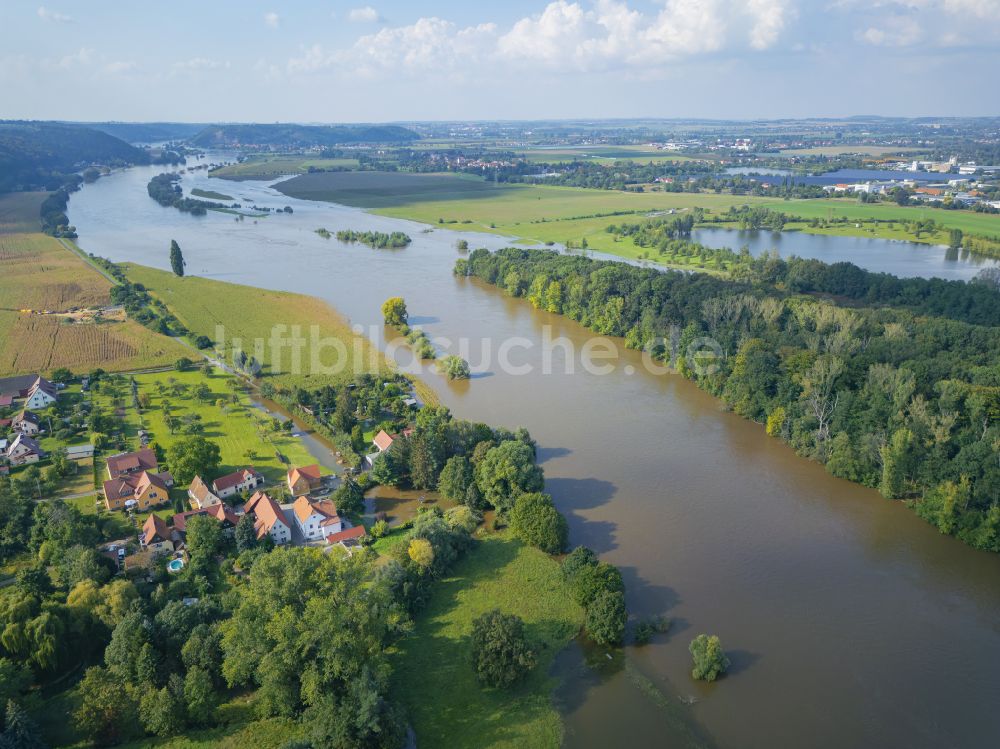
190;187;234;201
391;534;585;749
0;192;190;376
209;155;360;181
275;170;1000;265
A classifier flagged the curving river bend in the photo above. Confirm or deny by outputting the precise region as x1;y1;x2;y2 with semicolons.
67;159;1000;749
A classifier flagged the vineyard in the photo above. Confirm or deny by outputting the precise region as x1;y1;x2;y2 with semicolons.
0;313;190;376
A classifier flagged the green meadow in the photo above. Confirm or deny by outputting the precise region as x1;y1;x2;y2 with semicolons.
391;534;584;749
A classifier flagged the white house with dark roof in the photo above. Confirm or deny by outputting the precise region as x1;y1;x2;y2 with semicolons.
12;411;41;436
24;378;58;410
7;434;43;466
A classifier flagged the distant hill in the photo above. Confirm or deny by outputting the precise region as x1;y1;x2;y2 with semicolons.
0;121;152;192
188;123;420;148
81;122;207;144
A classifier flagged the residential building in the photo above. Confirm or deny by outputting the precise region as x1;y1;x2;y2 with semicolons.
0;374;52;401
141;513;174;554
65;444;95;460
12;411;41;436
103;470;171;512
6;434;42;466
24;378;58;410
325;525;367;549
211;467;264;499
106;448;160;480
366;428;413;467
287;464;322;496
292;495;342;541
244;491;291;544
172;503;239;536
188;475;222;509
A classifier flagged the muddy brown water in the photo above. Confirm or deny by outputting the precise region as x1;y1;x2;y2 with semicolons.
67;160;1000;748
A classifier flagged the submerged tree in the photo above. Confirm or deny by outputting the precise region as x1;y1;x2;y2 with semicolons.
689;634;730;682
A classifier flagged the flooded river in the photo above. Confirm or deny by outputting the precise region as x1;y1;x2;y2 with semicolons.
67;160;1000;749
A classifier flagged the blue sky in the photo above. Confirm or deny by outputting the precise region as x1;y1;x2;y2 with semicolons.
3;0;999;122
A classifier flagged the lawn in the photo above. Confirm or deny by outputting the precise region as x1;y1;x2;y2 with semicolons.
123;264;395;391
391;534;584;749
129;368;318;486
210;155;360;181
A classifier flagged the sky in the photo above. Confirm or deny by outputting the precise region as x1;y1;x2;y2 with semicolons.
2;0;999;122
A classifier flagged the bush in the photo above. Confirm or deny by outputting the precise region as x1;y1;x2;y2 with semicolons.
470;609;536;688
508;492;567;553
689;634;730;682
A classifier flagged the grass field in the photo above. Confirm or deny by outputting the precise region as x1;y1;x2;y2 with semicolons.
391;534;584;749
0;192;191;377
210;155;360;181
124;264;395;391
776;146;926;157
130;368;319;485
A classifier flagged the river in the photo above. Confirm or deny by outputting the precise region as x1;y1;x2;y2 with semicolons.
67;160;1000;749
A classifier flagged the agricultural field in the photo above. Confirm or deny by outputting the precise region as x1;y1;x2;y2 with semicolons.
0;232;112;311
776;145;926;157
123;264;396;391
210;155;360;181
0;190;48;233
276;170;516;209
515;145;701;163
391;534;585;749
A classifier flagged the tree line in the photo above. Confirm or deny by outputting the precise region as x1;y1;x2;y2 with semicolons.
460;246;1000;552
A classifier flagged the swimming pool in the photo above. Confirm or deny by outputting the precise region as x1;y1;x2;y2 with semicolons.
167;558;184;572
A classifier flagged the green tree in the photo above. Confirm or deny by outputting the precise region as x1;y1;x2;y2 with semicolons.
169;239;185;277
586;590;627;646
689;634;730;682
561;546;597;583
332;478;364;516
2;699;46;749
185;515;222;564
470;609;536;689
474;440;544;514
75;666;138;746
139;675;187;737
508;492;567;553
166;437;222;485
407;538;435;569
438;456;482;509
234;513;258;553
0;660;31;709
381;297;408;327
183;666;218;723
439;355;471;380
571;562;624;608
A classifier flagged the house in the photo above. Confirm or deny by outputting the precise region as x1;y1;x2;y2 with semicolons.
325;525;367;549
286;464;322;496
6;434;43;466
0;395;12;408
141;513;174;554
106;448;160;480
292;495;342;541
211;467;263;499
172;503;239;536
12;411;41;436
103;470;171;512
244;491;291;544
65;444;95;461
366;428;413;467
24;378;58;410
188;475;222;509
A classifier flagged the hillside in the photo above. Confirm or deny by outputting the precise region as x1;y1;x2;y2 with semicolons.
0;121;152;192
82;121;207;144
189;123;419;148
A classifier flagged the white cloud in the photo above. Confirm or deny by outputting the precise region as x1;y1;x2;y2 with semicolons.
858;14;923;45
264;12;280;28
52;47;93;69
104;61;136;74
173;57;231;72
37;6;71;23
348;6;381;23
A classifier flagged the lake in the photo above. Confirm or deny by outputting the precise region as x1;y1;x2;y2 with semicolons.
67;160;1000;749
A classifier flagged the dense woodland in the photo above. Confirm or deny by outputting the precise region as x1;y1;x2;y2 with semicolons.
146;174;221;216
335;230;411;249
460;247;1000;551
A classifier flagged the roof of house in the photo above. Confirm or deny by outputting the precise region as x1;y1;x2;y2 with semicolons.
172;503;240;533
65;444;95;457
372;429;395;452
292;495;341;526
0;419;10;429
188;475;219;503
245;491;288;539
0;374;44;398
325;525;367;545
7;433;41;455
106;448;158;478
14;410;40;425
26;379;58;400
0;395;12;407
212;467;260;492
142;513;171;546
287;464;321;486
103;470;169;502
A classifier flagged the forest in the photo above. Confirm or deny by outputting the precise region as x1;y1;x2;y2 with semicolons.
460;247;1000;551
